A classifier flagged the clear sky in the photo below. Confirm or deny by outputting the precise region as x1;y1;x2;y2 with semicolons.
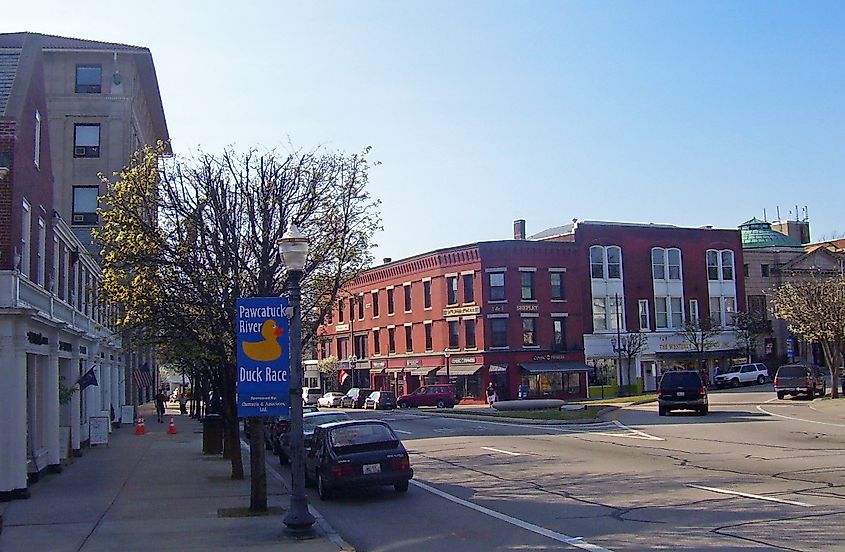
7;1;844;262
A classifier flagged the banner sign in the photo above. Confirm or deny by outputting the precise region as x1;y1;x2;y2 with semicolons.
236;297;290;417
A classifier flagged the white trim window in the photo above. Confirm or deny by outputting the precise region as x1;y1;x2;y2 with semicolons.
655;296;684;329
651;247;682;280
34;110;42;168
689;299;699;325
520;270;535;300
638;299;650;330
488;271;506;301
590;245;622;280
707;249;735;281
36;217;46;287
592;295;623;331
21;200;31;278
709;296;737;327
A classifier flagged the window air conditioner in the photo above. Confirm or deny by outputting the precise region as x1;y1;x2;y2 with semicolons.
74;147;86;156
73;214;84;223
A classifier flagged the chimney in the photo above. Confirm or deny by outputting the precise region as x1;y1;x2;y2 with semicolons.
382;257;392;264
513;219;526;240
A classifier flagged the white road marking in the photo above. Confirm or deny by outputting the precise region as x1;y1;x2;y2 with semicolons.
756;405;845;428
481;446;522;456
687;484;813;507
394;429;413;434
411;479;614;551
610;420;664;441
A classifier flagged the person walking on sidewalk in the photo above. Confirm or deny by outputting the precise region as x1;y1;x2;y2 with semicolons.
178;392;188;415
154;389;167;423
486;382;498;407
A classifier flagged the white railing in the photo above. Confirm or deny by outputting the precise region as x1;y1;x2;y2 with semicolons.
0;271;116;341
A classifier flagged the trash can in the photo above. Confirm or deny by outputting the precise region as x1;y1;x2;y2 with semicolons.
202;414;223;455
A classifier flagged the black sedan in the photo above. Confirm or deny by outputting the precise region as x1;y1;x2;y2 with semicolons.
305;420;413;500
277;411;350;464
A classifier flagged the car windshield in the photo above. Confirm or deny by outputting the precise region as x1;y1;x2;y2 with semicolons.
661;372;701;387
330;423;397;447
777;366;808;378
303;413;349;432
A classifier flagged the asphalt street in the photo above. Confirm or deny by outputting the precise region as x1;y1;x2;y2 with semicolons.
271;387;845;552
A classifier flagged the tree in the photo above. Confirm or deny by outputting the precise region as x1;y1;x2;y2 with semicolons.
772;276;845;399
733;310;771;363
96;142;381;511
676;316;722;380
615;331;648;393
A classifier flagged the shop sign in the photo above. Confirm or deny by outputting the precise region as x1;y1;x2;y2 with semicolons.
450;357;477;365
371;360;386;369
406;359;421;367
334;323;349;332
658;343;694;351
532;354;567;361
236;296;290;417
516;304;538;312
488;304;507;313
443;305;481;317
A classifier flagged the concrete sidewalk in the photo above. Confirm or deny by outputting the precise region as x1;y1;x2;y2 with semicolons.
0;403;347;552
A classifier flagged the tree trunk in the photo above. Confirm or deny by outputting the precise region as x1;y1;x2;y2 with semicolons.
248;417;268;512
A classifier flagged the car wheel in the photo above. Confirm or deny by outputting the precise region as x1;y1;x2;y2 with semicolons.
699;406;709;416
317;472;332;500
436;399;446;409
394;480;409;493
757;375;765;385
398;401;409;409
731;378;740;388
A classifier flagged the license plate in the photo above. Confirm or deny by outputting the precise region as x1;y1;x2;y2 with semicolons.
676;391;685;397
363;463;381;474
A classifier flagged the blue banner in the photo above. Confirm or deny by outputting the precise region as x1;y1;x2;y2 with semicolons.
236;297;290;417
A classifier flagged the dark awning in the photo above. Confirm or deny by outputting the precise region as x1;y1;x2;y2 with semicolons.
655;349;741;360
437;365;481;376
519;362;591;374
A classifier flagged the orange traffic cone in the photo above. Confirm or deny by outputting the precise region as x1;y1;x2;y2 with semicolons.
168;416;177;435
134;417;146;435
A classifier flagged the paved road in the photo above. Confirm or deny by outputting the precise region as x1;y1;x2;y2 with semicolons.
272;392;845;552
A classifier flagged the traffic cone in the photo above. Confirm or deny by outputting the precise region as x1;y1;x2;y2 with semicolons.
168;416;177;435
134;417;146;435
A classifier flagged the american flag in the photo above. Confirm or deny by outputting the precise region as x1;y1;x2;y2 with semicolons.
133;363;154;388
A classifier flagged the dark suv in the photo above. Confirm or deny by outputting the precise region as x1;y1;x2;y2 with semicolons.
774;364;827;400
658;370;708;416
341;388;372;409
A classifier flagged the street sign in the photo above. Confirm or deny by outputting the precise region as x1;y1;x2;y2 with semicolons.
786;337;794;357
236;297;290;417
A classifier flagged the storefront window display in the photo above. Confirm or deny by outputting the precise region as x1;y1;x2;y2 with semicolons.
588;359;618;386
451;374;480;399
526;372;581;396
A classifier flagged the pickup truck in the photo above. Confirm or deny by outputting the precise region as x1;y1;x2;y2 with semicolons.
774;364;827;400
713;363;770;388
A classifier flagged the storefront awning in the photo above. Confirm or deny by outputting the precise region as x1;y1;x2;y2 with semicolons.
655;349;741;360
489;364;508;373
408;366;439;376
438;364;481;376
519;362;591;374
384;367;405;374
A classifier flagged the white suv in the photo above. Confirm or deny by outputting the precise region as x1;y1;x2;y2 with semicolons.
714;363;770;388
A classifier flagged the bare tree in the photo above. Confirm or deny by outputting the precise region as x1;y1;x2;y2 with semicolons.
616;331;648;393
772;276;845;398
733;310;771;363
676;316;722;381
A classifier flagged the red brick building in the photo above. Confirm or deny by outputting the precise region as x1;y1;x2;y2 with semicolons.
317;223;590;401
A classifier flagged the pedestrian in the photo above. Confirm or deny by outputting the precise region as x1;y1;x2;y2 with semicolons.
178;392;188;415
486;382;497;407
154;389;167;423
518;382;528;400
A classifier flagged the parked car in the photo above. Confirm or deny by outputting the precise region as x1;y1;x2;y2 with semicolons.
341;388;373;409
364;391;397;410
317;392;346;408
302;387;324;406
657;370;708;416
774;364;827;400
305;419;414;500
396;384;457;409
278;411;351;464
713;363;770;388
264;405;319;452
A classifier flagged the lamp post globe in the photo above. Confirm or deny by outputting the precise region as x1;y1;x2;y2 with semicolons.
279;224;315;535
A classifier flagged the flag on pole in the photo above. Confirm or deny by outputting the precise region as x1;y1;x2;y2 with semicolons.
132;363;154;388
339;369;349;385
77;367;98;390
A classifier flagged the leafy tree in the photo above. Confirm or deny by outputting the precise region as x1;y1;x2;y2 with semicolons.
772;276;845;399
733;310;771;363
96;142;381;511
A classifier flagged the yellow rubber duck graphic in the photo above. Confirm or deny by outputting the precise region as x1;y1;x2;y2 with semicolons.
242;319;283;362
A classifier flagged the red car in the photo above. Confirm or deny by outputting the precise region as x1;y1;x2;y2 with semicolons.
396;384;457;409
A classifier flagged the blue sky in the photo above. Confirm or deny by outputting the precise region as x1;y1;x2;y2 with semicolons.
8;1;844;262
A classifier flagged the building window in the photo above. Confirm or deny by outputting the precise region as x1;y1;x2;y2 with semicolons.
490;318;508;347
590;245;622;280
709;297;722;326
522;317;537;346
357;294;364;319
373;329;381;355
405;325;413;352
748;295;768;320
72;186;99;225
348;298;354;322
707;249;735;281
721;251;734;280
448;321;460;349
403;284;412;312
668;248;681;280
724;297;736;326
552;317;566;352
20;200;31;278
550;271;565;300
638;300;650;330
34;110;41;168
671;297;683;328
709;297;736;326
423;280;432;309
465;319;476;349
652;248;681;280
424;323;433;351
689;299;699;324
336;337;348;359
592;297;607;331
761;264;770;277
354;334;368;358
36;218;45;287
463;273;474;303
73;124;100;158
75;65;102;93
388;327;396;354
520;271;535;300
446;276;458;305
372;291;379;317
593;295;623;331
489;272;505;301
655;297;668;329
651;248;665;280
337;299;344;323
387;288;394;315
743;263;750;277
655;296;683;329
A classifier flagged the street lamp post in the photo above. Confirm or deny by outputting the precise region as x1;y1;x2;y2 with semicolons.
613;293;624;396
443;349;451;383
279;224;315;535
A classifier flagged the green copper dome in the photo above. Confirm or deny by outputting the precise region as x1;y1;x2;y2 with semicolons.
740;218;802;249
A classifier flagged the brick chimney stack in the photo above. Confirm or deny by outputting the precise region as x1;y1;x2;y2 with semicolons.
513;219;526;240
